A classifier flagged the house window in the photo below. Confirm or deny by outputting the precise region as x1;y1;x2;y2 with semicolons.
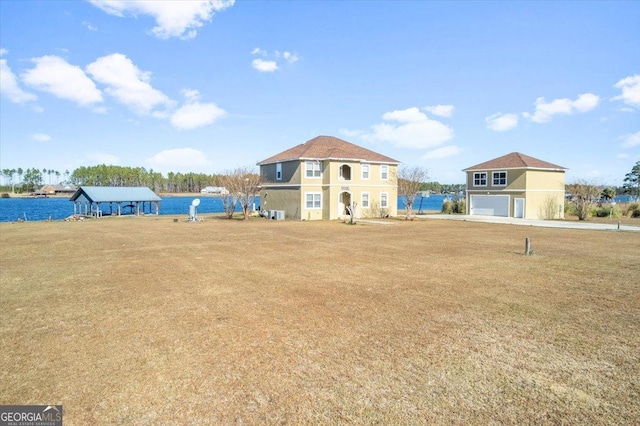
361;192;370;208
339;164;351;180
362;164;370;179
380;164;388;180
276;163;282;181
473;172;487;186
492;171;507;186
305;161;322;178
305;192;322;209
380;192;389;208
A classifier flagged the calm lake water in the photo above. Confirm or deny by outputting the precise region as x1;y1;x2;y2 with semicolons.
1;194;633;222
0;194;453;222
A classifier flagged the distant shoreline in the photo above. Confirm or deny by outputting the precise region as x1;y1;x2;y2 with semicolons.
1;191;212;199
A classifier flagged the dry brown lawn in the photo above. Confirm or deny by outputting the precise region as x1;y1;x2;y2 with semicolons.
1;216;639;425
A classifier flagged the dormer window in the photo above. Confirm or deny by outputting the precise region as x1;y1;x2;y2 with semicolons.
276;163;282;180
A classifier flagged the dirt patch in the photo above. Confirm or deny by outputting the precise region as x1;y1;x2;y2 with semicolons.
1;217;638;424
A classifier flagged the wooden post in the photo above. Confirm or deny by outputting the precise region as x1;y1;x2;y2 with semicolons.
525;237;532;255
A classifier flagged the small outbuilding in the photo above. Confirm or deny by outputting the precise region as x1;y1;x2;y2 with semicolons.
463;152;567;219
70;186;161;218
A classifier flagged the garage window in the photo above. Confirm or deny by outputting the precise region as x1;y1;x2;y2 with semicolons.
492;171;507;186
473;172;487;186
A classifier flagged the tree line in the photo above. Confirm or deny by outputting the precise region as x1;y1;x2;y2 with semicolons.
1;165;230;194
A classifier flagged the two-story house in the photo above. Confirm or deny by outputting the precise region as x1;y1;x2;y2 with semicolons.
257;135;400;220
463;152;567;219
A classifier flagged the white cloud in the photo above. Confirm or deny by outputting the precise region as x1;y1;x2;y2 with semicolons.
523;93;600;123
251;48;299;72
31;133;52;142
485;112;519;131
85;152;120;165
283;51;299;64
21;55;103;107
83;21;98;31
252;58;278;73
613;74;640;108
146;148;212;170
358;107;454;149
88;0;234;39
170;89;226;130
617;153;630;159
424;104;454;118
421;145;462;160
86;53;172;115
621;131;640;148
0;48;7;56
0;58;38;104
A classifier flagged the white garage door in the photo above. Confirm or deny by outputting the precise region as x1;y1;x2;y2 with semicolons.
470;195;509;217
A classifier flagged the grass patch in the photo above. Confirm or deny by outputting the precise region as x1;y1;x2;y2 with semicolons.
1;217;639;424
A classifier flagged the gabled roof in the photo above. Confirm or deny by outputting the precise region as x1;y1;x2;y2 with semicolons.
463;152;567;172
69;186;161;203
257;135;400;165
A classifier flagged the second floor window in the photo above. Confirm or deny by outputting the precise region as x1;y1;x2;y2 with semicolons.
305;161;322;178
474;172;487;186
381;165;388;180
276;163;282;180
362;164;370;179
492;171;507;186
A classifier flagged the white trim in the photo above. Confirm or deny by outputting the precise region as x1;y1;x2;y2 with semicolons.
380;192;389;208
463;166;566;172
380;164;388;180
361;163;370;180
305;192;322;209
466;189;565;193
473;172;487;187
361;192;370;208
305;160;322;179
470;194;510;217
261;183;397;189
492;171;507;186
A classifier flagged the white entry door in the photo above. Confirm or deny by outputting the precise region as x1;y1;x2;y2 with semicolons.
514;198;525;218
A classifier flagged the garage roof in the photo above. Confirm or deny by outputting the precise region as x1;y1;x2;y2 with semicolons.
463;152;567;172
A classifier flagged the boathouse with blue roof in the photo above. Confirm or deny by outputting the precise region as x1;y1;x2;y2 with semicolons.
70;186;161;218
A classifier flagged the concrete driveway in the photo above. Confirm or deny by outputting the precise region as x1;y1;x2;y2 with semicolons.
417;214;640;232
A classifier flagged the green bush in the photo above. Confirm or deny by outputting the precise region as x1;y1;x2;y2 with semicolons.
594;205;622;218
564;201;578;217
441;198;465;214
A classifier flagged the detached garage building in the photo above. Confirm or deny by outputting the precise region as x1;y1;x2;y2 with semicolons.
463;152;567;219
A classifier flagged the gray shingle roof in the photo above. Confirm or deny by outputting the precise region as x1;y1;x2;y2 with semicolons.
69;186;161;203
463;152;567;172
257;135;400;165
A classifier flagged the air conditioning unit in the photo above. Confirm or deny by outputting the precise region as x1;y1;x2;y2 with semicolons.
272;210;285;220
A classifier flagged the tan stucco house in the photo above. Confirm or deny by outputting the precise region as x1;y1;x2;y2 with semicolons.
257;135;400;220
463;152;567;219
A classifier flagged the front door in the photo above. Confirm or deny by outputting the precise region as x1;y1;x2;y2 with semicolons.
514;198;525;218
338;192;351;216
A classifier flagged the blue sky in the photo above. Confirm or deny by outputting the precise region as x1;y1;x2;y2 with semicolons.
1;1;638;185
